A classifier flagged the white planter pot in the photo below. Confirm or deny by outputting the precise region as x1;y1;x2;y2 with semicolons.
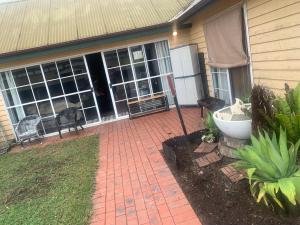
213;105;252;140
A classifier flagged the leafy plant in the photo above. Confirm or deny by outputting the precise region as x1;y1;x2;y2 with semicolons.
202;112;219;143
240;95;251;104
251;82;300;145
272;83;300;144
251;85;276;135
235;129;300;212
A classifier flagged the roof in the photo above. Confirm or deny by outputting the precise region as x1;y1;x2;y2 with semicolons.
0;0;194;56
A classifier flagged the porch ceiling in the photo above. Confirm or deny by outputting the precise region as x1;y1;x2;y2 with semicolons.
0;0;193;56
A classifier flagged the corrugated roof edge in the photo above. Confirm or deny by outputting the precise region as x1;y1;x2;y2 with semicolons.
0;23;170;58
0;24;171;65
170;0;214;22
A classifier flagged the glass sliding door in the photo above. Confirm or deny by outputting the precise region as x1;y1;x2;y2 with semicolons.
0;56;100;136
102;40;174;118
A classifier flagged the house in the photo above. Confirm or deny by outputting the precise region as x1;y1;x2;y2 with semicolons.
0;0;298;142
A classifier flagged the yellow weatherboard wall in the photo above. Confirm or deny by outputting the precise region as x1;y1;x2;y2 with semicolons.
247;0;300;94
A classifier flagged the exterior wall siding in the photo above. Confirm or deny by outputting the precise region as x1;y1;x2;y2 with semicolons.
247;0;300;94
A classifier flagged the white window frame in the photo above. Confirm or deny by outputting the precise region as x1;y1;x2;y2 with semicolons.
211;67;233;105
102;40;174;119
0;56;101;137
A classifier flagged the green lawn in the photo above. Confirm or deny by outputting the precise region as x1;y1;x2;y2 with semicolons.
0;135;99;225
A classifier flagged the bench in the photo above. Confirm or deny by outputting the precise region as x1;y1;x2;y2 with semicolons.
197;97;225;118
127;94;169;119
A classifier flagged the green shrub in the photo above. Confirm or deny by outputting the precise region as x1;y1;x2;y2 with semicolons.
272;83;300;144
202;112;219;143
235;129;300;212
251;82;300;145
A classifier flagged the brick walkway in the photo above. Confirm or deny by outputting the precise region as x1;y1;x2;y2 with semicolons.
91;108;203;225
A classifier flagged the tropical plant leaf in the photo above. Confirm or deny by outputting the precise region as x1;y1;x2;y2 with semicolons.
275;98;291;115
276;114;297;143
278;178;297;205
234;129;300;211
265;183;283;208
293;83;300;114
290;177;300;204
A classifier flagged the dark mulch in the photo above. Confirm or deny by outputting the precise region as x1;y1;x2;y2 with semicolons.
162;130;300;225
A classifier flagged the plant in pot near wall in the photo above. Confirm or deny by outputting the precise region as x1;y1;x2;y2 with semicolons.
202;112;219;144
235;128;300;215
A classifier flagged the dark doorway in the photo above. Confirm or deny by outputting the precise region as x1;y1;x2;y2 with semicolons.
85;53;115;121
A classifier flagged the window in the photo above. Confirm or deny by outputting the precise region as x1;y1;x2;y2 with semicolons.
211;67;232;105
103;40;174;117
0;56;99;135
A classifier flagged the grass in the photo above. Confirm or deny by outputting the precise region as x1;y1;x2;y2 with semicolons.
0;135;99;225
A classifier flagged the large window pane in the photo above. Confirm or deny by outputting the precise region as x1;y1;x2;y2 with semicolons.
66;94;81;108
27;66;44;84
145;43;157;60
112;85;126;101
42;117;57;134
121;66;134;82
48;80;63;97
108;68;122;84
125;82;137;99
212;72;229;91
130;46;145;63
134;63;147;79
116;101;128;116
37;101;53;117
104;51;119;68
84;107;99;123
12;69;29;86
52;97;67;114
0;71;15;89
151;77;163;93
32;83;48;100
23;103;39;116
42;63;59;80
137;80;150;96
214;89;231;105
148;60;160;76
71;57;87;74
158;58;172;74
155;41;170;58
118;49;130;65
80;92;95;108
57;60;73;77
76;74;91;91
61;77;77;94
2;89;20;107
8;107;24;124
18;86;34;103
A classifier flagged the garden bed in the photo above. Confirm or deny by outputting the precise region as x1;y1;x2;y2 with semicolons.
163;131;300;225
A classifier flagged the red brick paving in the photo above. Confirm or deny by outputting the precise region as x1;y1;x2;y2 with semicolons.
194;142;217;154
91;108;203;225
221;164;245;183
194;152;222;168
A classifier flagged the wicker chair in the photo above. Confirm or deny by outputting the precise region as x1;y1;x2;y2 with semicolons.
15;115;42;147
55;107;84;138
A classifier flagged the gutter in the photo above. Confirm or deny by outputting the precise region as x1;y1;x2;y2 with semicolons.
170;0;214;23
